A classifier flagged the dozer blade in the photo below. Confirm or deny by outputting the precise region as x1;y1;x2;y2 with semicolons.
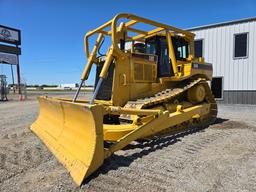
31;96;105;185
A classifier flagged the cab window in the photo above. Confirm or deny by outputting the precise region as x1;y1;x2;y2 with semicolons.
146;41;156;55
172;37;189;61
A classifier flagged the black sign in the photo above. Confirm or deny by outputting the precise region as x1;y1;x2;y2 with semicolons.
0;25;21;45
0;44;21;55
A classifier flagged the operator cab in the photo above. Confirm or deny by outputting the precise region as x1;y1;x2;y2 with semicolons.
145;35;189;77
95;35;190;101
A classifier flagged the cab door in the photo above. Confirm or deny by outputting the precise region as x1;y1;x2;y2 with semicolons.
145;36;174;78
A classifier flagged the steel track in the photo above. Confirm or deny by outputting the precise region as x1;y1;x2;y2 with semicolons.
120;78;217;137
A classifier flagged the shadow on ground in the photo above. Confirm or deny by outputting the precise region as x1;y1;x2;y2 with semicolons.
83;117;229;184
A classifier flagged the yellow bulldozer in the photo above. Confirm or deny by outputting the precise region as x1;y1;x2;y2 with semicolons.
31;13;217;185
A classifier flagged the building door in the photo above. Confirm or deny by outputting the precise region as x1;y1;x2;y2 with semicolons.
211;77;223;99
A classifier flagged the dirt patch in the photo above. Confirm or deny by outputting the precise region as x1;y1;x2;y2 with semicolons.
1;95;256;191
211;119;253;130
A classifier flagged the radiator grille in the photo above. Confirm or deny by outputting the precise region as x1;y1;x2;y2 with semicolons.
134;62;156;82
134;62;144;81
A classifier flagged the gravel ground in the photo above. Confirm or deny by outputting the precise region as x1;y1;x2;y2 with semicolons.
0;94;256;192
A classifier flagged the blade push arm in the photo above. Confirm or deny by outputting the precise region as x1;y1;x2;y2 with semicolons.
73;34;103;102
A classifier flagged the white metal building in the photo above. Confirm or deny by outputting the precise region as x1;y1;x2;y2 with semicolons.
188;17;256;104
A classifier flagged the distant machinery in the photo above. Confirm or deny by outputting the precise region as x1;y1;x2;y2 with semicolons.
0;75;8;101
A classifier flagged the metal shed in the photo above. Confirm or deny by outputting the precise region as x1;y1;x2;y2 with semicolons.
188;17;256;104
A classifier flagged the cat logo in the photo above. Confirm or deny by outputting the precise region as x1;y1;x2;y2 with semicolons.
0;29;11;39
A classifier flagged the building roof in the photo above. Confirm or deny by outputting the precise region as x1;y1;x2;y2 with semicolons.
187;17;256;31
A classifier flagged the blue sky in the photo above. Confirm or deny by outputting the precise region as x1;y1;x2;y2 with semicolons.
0;0;255;85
